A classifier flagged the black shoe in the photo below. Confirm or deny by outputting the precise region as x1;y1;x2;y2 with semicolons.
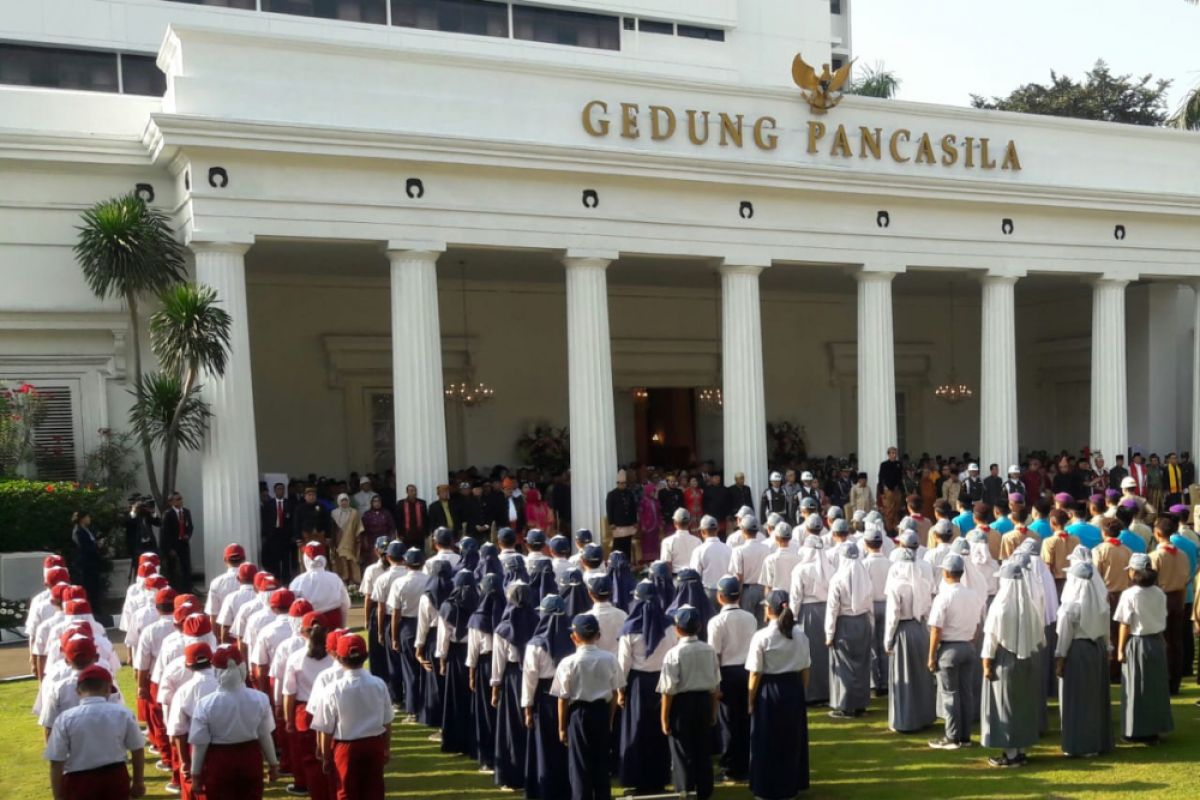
988;754;1022;768
957;740;976;748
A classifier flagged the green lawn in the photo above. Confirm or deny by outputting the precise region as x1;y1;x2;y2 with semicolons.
0;667;1196;799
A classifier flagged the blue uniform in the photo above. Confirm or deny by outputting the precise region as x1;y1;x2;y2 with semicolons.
1067;522;1102;550
952;512;975;536
1168;534;1198;603
1029;519;1052;539
992;517;1014;535
1118;530;1146;554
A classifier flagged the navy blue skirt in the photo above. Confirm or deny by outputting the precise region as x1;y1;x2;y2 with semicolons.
618;669;671;791
473;655;496;769
366;607;391;690
441;641;475;757
527;678;568;800
419;627;444;727
717;663;750;779
750;672;809;800
494;661;526;790
396;616;422;716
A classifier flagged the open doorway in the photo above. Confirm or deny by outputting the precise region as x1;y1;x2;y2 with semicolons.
634;388;698;469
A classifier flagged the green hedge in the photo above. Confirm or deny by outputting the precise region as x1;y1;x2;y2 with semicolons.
0;479;119;555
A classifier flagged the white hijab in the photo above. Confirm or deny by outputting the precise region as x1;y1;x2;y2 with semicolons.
885;547;933;622
984;563;1045;659
798;534;834;593
830;544;873;616
1057;562;1109;642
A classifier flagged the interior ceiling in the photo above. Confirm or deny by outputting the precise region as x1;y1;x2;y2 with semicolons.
244;239;1094;297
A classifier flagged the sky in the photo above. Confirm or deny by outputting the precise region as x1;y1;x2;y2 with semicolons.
851;0;1200;114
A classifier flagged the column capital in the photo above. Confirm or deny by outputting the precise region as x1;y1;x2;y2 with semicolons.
563;248;618;267
386;240;446;259
981;268;1025;282
719;263;765;277
187;231;254;254
854;267;900;283
1091;273;1134;288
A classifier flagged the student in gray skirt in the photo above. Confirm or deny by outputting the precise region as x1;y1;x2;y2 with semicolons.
1054;560;1115;757
1114;552;1173;743
980;561;1044;767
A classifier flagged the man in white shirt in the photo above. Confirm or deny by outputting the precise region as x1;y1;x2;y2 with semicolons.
707;578;756;781
43;664;144;800
656;606;720;800
926;553;986;750
762;523;801;592
690;521;733;606
387;548;429;718
585;576;628;655
660;509;702;574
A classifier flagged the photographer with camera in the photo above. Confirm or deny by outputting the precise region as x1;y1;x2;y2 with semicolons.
124;496;160;582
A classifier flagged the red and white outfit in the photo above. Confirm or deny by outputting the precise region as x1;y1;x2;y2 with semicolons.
290;550;351;630
282;650;335;800
309;667;395;800
167;666;218;800
189;663;277;800
1129;462;1148;497
43;695;143;800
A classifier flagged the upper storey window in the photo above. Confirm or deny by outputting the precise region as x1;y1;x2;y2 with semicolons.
0;42;165;96
392;0;509;37
512;5;620;51
262;0;388;23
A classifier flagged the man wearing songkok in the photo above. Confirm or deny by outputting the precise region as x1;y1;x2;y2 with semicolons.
206;544;247;631
825;543;874;718
980;561;1043;767
550;613;623;800
310;635;394;800
926;553;985;749
657;605;720;800
290;542;351;629
660;509;701;573
1114;552;1173;742
43;665;144;800
884;541;936;732
1055;561;1115;758
707;576;756;782
189;645;278;799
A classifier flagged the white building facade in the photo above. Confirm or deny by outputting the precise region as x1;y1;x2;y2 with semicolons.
2;0;1198;580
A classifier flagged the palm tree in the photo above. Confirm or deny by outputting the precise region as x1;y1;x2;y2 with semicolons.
135;283;231;499
1175;2;1200;129
848;62;901;99
74;194;186;505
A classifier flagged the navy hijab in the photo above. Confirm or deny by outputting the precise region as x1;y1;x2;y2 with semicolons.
457;537;480;574
528;559;558;607
529;601;574;662
494;583;538;653
649;561;675;603
474;543;502;583
561;568;593;618
620;581;671;656
607;551;636;612
502;555;530;590
668;568;714;638
439;571;480;641
467;573;505;635
424;559;454;607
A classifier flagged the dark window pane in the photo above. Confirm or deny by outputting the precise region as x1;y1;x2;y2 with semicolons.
831;57;844;71
677;24;724;41
162;0;257;9
638;19;673;35
262;0;387;23
831;0;843;14
0;42;118;92
121;54;166;96
513;5;619;50
622;17;635;31
391;0;508;37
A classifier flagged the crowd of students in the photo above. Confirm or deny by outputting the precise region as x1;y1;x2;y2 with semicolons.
23;481;1198;799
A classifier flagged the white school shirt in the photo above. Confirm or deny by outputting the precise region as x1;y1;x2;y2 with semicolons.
416;595;441;653
690;538;733;589
1113;585;1167;636
490;637;521;686
551;644;624;703
524;552;551;574
45;630;121;676
551;558;573;584
863;553;891;602
370;565;403;606
729;539;770;585
745;621;812;675
761;548;802;592
289;567;351;618
927;583;985;643
304;664;346;729
27;595;59;652
386;570;426;617
589;601;629;656
38;670;125;728
134;616;174;672
43;697;142;774
127;601;160;651
190;683;275;747
26;587;52;633
660;530;701;573
617;627;679;676
270;637;306;704
119;586;149;636
465;628;493;668
205;568;240;616
250;614;293;667
359;562;386;598
657;636;720;695
520;642;559;708
167;669;218;736
217;584;257;629
884;578;923;649
239;603;275;654
34;659;72;717
32;609;64;656
229;594;264;642
726;529;766;549
425;551;462;575
436;614;468;657
707;606;757;667
310;669;395;741
282;651;334;702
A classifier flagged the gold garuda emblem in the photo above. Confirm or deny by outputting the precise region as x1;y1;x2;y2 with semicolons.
792;54;854;113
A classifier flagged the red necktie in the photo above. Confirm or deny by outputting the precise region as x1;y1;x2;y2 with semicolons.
179;511;186;541
277;500;284;528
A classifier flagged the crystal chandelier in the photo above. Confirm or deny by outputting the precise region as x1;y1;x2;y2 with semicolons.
698;387;723;412
934;280;973;404
445;262;495;408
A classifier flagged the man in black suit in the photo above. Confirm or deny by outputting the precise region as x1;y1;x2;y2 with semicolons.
293;485;334;561
727;472;754;522
429;483;467;538
159;492;194;592
261;482;295;582
606;470;638;557
702;472;729;533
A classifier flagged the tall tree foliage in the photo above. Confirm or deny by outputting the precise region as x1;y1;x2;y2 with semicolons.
971;60;1170;126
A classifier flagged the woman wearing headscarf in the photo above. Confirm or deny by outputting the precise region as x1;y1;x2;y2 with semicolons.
1114;553;1173;743
608;551;637;613
617;581;677;795
438;571;480;757
980;561;1044;767
649;561;674;605
331;494;365;585
415;559;453;728
467;573;504;772
789;533;833;705
523;485;555;536
359;494;396;547
884;543;936;732
503;555;530;591
746;590;811;800
457;536;480;575
684;477;704;533
474;542;503;583
491;582;537;791
526;559;557;608
560;568;592;618
521;594;572;799
667;568;714;640
1055;560;1115;757
638;478;662;566
825;542;874;718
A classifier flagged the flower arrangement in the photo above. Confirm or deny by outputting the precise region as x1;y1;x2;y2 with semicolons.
766;420;808;467
0;597;29;630
0;381;46;478
516;425;570;476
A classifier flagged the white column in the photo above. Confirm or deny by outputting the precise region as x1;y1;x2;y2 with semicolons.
855;267;900;481
1192;283;1200;463
979;272;1021;472
720;263;768;499
192;238;260;582
387;242;449;500
564;251;618;537
1090;276;1129;464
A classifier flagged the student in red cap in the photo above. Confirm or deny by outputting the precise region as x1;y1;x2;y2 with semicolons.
189;645;278;800
217;563;261;645
156;613;217;792
120;562;158;638
124;574;169;669
134;586;177;767
39;634;124;738
28;563;72;678
311;635;394;800
168;642;217;800
290;543;351;630
234;572;280;665
247;589;296;776
306;628;352;800
44;664;145;800
206;544;248;631
269;599;314;785
282;613;334;799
